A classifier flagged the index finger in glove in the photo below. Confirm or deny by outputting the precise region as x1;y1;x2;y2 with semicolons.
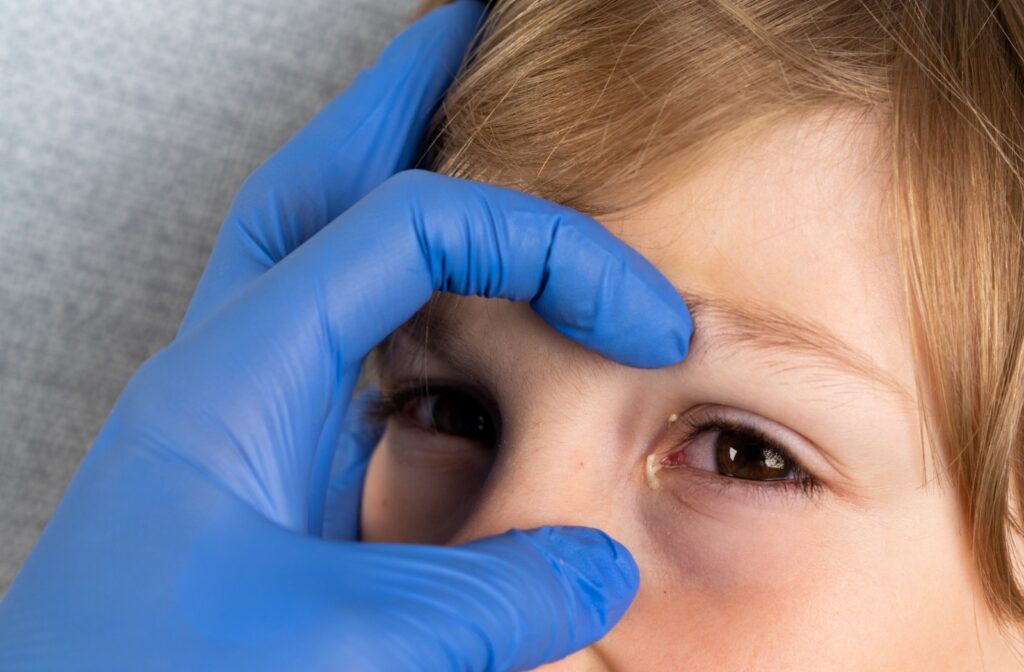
296;169;694;369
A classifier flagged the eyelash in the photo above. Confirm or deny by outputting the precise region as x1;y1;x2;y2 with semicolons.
367;382;501;441
368;385;429;424
665;409;825;504
368;384;825;504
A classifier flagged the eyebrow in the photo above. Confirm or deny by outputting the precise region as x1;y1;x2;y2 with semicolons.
682;292;914;402
391;291;913;403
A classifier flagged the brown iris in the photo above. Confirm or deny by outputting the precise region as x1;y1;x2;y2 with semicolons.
404;388;498;447
714;429;792;481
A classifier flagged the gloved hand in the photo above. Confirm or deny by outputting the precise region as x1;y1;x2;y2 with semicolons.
0;1;693;670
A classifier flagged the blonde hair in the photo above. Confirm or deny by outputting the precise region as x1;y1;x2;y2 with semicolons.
415;0;1024;625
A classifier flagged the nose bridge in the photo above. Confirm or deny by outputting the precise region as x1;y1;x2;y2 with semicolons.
445;403;632;672
449;420;616;545
451;439;622;672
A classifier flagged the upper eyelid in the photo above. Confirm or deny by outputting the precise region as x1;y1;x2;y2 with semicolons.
376;326;490;390
687;416;793;461
676;410;783;456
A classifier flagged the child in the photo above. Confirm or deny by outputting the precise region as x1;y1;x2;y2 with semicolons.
362;1;1024;669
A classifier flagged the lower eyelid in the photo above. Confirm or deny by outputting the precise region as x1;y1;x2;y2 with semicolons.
386;424;495;469
656;459;824;509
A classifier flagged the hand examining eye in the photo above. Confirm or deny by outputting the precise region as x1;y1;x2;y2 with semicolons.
0;1;693;670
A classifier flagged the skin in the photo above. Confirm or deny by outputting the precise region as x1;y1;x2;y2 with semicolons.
359;108;1024;670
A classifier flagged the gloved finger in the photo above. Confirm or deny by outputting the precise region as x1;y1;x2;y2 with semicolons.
320;386;383;541
182;520;639;672
376;527;640;671
277;169;692;369
178;0;486;334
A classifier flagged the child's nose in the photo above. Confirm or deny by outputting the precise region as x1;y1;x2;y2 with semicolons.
439;402;655;672
446;430;626;546
446;433;626;672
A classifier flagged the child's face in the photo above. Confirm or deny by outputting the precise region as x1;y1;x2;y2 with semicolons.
361;108;1016;670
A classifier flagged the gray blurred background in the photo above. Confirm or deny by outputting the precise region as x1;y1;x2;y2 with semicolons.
0;0;418;594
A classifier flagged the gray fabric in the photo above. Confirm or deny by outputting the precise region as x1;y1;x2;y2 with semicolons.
0;0;419;593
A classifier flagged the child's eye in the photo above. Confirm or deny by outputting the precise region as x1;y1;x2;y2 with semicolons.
652;407;825;502
666;427;800;481
376;385;499;448
402;389;497;445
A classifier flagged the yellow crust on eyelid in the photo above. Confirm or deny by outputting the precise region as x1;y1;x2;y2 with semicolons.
645;453;662;490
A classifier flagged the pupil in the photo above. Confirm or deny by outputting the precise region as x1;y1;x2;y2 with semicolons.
714;429;790;481
430;392;497;447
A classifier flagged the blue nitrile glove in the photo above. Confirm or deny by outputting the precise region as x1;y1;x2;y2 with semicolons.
0;1;693;670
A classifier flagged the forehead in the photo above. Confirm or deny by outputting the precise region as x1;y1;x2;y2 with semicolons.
602;107;914;391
